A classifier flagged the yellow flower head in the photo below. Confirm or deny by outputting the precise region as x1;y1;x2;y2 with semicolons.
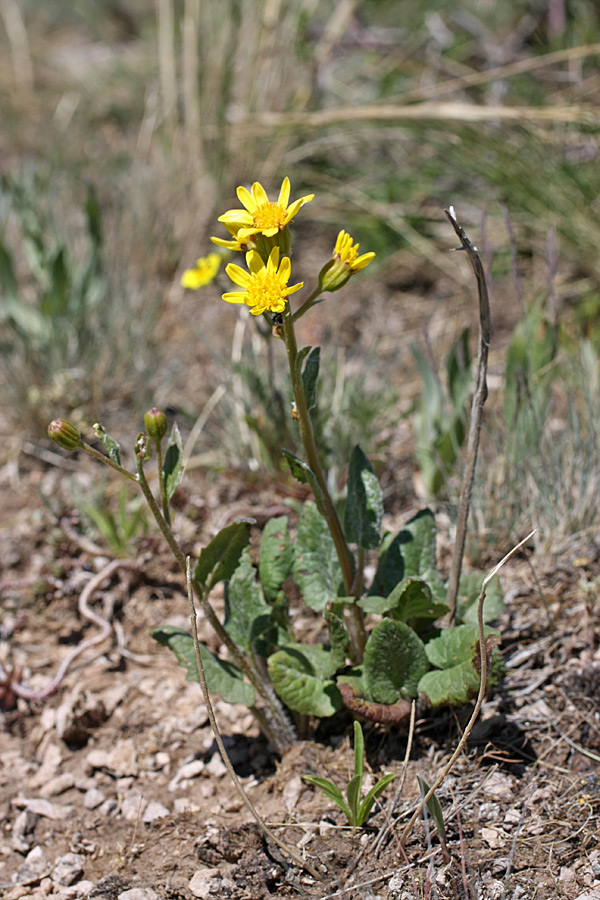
223;246;303;316
217;177;314;243
318;230;376;293
181;252;221;290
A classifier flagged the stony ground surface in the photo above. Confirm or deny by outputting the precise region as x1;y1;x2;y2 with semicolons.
1;456;599;900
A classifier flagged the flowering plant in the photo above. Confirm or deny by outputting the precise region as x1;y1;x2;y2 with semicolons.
49;181;504;754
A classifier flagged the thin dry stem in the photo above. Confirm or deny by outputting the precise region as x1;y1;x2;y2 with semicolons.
185;559;324;883
400;530;535;848
444;206;491;619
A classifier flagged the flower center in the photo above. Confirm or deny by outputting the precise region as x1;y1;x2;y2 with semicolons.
248;271;286;312
253;202;286;231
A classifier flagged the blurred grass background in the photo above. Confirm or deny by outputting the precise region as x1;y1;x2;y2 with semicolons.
1;0;600;553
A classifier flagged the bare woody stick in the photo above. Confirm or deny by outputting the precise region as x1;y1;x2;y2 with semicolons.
444;207;492;620
400;530;535;848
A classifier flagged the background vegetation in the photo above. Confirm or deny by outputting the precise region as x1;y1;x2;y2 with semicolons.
1;0;600;554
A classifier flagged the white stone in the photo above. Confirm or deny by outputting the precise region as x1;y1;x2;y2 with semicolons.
189;868;219;899
142;801;169;823
118;890;159;900
83;788;105;810
51;852;84;886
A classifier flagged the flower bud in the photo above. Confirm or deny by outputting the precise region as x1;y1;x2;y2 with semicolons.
144;407;168;443
47;418;83;451
318;230;376;293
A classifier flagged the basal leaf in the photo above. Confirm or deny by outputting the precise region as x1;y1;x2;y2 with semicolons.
363;619;428;704
224;547;273;654
385;577;448;623
293;501;342;611
268;645;342;717
455;572;504;625
193;521;251;591
424;623;490;669
418;660;481;707
150;626;254;706
419;623;502;706
393;509;445;601
259;516;293;600
343;445;383;550
324;599;350;670
368;531;405;598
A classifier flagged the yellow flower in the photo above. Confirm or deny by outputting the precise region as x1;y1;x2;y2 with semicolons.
334;230;376;272
181;252;221;289
217;177;314;243
318;230;376;293
223;247;303;316
210;225;255;253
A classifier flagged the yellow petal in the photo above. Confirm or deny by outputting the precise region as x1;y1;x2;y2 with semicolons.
277;177;291;208
225;262;253;287
251;181;269;206
236;185;256;212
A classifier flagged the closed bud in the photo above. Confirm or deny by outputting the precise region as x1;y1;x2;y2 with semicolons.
144;407;168;443
47;418;83;451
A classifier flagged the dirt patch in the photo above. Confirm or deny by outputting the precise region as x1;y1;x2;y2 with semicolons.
1;466;599;900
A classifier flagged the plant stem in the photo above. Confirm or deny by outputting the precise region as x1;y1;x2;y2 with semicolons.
292;286;322;322
81;441;138;483
185;559;322;881
135;451;295;751
282;306;366;660
443;208;491;620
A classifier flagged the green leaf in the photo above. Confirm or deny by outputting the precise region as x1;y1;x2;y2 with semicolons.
267;645;343;717
357;773;396;826
446;327;472;409
293;501;342;611
336;667;367;700
324;599;350;670
259;516;293;600
225;548;273;655
345;773;362;826
301;346;320;411
150;626;254;706
93;423;121;466
419;662;481;707
163;423;183;504
455;572;504;625
363;619;428;704
419;623;500;706
360;577;448;624
343;445;383;550
368;532;404;598
417;777;446;844
424;623;488;669
193;521;251;591
282;450;327;514
353;720;364;783
303;776;352;821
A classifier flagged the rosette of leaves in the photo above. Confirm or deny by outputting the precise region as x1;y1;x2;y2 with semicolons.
152;445;504;731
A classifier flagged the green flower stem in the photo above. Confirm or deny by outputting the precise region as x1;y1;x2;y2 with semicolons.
135;452;295;750
282;307;366;661
136;453;187;569
292;286;321;322
81;441;138;483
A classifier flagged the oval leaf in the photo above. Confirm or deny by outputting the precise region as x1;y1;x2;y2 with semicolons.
363;619;428;704
151;626;254;706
